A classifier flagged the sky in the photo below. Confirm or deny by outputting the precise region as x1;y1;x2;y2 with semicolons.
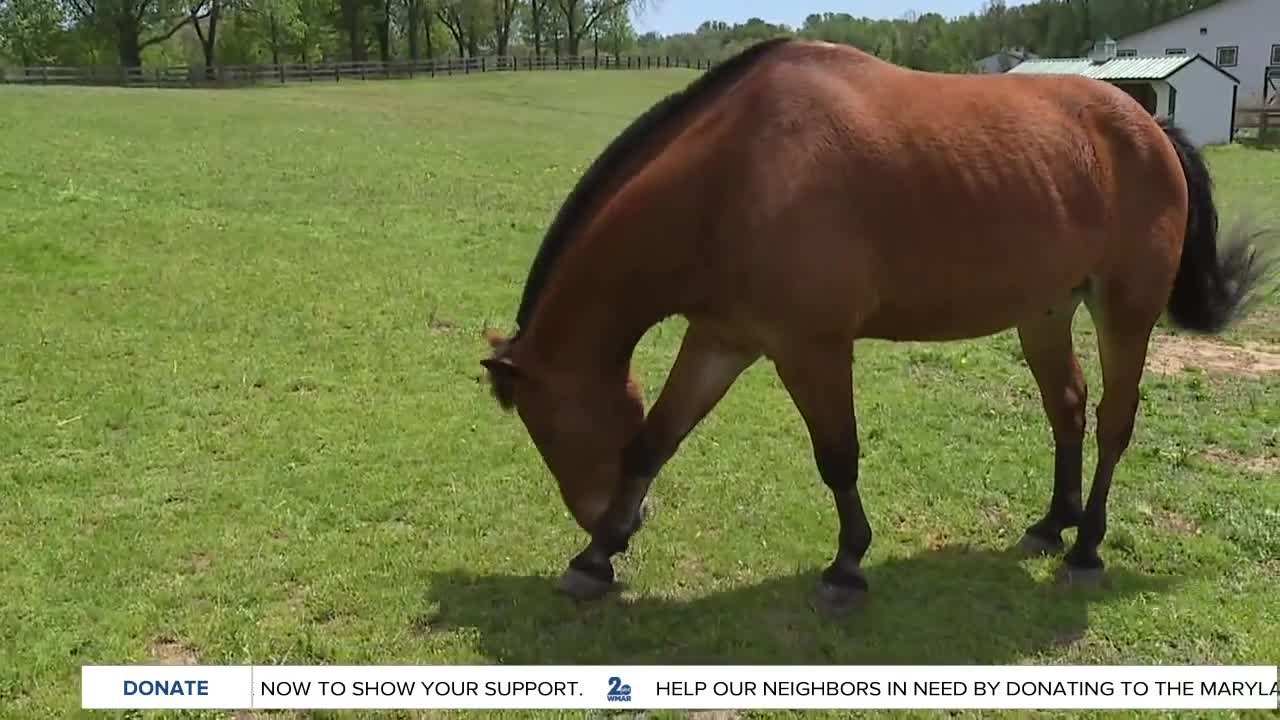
634;0;1028;36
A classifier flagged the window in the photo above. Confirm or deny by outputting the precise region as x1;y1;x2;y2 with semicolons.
1166;48;1187;55
1118;48;1138;57
1272;44;1280;65
1217;45;1239;67
1199;27;1208;36
1168;86;1177;121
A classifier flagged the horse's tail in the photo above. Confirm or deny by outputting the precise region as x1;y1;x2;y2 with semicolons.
1160;118;1275;333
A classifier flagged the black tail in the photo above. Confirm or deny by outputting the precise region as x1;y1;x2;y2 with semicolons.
1160;118;1275;334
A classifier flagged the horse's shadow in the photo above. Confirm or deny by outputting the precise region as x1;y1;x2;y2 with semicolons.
421;545;1176;665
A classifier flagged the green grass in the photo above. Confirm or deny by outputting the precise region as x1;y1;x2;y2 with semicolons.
2;72;1279;720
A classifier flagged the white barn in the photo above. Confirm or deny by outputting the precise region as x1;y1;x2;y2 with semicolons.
1009;50;1240;147
1113;0;1280;105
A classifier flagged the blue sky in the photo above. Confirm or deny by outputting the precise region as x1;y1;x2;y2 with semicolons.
634;1;1026;35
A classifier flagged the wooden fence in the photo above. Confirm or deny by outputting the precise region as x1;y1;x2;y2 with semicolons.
1235;105;1280;142
1;55;712;88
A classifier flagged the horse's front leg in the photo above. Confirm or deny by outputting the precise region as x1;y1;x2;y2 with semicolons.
557;325;757;601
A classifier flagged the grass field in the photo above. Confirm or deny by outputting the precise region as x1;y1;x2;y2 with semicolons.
2;70;1279;719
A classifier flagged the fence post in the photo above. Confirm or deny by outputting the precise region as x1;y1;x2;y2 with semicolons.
335;63;340;82
482;56;486;72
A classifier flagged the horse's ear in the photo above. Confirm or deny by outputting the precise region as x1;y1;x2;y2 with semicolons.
482;327;509;351
480;355;520;410
481;328;520;410
624;370;646;406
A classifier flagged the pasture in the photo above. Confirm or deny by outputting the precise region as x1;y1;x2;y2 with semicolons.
1;69;1279;719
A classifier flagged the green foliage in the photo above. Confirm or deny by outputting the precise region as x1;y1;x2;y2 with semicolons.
0;0;1235;70
0;0;64;64
593;1;633;58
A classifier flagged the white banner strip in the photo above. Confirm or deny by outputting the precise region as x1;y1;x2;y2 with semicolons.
82;665;1279;710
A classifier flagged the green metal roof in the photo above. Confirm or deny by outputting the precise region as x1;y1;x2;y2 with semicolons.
1008;55;1197;81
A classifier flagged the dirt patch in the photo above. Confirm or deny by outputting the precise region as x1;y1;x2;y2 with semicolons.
1146;335;1280;378
190;552;212;571
1202;447;1280;475
146;636;199;665
1152;508;1201;535
982;503;1012;527
427;316;458;334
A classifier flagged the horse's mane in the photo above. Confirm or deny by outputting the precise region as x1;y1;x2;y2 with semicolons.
511;37;795;336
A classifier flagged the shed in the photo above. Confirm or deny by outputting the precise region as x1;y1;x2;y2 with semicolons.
1008;53;1240;146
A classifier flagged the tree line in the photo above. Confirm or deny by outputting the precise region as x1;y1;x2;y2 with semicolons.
0;0;1222;71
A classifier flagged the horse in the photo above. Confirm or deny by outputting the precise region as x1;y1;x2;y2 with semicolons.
480;38;1274;615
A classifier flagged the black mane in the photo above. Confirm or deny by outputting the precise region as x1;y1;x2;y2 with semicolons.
512;37;795;334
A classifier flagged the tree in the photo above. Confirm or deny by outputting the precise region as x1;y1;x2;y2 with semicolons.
402;0;423;59
242;0;306;64
62;0;210;67
552;0;647;56
188;0;220;69
372;0;391;61
436;0;488;56
0;0;65;63
521;0;544;55
491;0;516;55
337;0;364;60
593;0;631;59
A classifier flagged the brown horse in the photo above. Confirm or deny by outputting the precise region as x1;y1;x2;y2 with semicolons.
481;38;1273;615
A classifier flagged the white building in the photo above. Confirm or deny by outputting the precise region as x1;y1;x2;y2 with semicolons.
1009;50;1240;147
1113;0;1280;105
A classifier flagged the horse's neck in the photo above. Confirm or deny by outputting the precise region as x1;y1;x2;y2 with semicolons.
518;228;671;376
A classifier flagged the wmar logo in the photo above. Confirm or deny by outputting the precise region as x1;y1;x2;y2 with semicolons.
606;676;632;703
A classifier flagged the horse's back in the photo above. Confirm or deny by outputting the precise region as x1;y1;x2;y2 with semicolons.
692;42;1188;343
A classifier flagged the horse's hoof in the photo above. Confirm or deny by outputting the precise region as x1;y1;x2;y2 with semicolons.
556;567;614;602
1057;563;1105;587
811;581;867;618
1018;531;1064;556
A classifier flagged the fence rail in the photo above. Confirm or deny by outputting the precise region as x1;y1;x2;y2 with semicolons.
1236;105;1280;133
1235;104;1280;145
1;55;712;88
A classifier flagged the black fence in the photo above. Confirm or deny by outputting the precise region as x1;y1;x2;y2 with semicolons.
1;55;713;88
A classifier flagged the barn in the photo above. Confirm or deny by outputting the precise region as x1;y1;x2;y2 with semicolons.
1008;47;1240;147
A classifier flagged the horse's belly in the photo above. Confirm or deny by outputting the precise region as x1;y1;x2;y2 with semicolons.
860;266;1090;342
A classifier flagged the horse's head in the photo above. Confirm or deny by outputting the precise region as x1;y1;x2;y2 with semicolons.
481;328;645;533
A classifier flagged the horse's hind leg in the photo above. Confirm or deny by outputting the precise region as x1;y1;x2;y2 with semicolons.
558;323;757;600
773;342;870;617
1017;302;1088;554
1062;298;1158;583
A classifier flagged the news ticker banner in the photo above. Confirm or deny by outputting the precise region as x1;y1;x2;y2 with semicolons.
83;664;1279;711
